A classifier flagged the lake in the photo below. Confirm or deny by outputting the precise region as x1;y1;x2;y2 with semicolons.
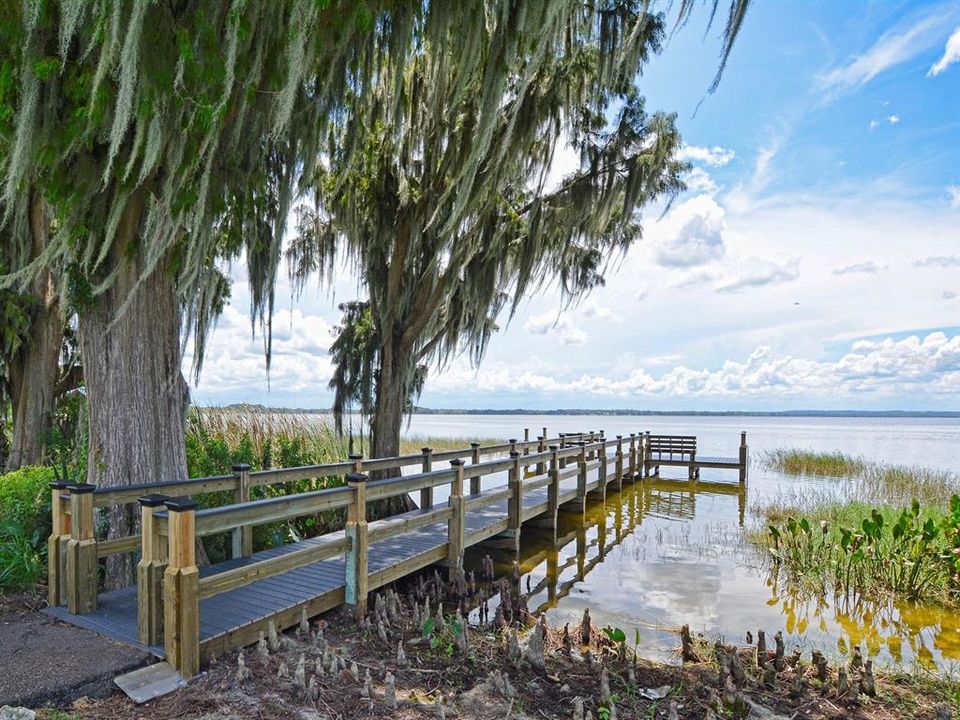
401;414;960;670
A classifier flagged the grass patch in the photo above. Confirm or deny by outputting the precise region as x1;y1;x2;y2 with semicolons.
399;435;505;455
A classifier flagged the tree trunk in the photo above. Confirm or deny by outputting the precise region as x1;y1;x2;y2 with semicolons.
368;334;417;518
6;193;62;471
81;192;190;589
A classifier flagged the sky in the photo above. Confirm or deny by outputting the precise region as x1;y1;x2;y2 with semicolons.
188;0;960;412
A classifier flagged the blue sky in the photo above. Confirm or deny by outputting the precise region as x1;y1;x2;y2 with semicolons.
188;0;960;412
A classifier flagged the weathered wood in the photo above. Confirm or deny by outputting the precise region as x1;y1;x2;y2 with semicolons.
198;534;350;599
138;494;169;645
163;498;200;679
66;484;98;615
446;459;465;578
575;444;588;512
193;485;354;537
469;442;481;496
504;450;522;553
739;432;748;483
232;464;252;558
365;467;456;501
546;446;560;538
367;506;452;543
420;447;433;509
253;461;355;486
628;433;637;479
344;473;369;619
615;436;624;491
47;481;71;607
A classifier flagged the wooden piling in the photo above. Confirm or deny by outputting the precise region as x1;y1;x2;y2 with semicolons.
344;472;369;619
470;442;481;496
66;483;98;615
163;497;200;679
643;431;651;477
739;432;748;483
546;446;560;541
420;447;433;509
232;464;252;558
576;442;587;512
628;433;637;480
536;436;546;475
138;493;170;646
558;434;567;470
47;480;71;607
615;435;624;491
506;450;522;553
447;460;465;578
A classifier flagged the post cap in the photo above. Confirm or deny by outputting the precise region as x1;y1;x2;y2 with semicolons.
231;463;251;472
630;432;636;437
509;450;520;458
449;458;464;467
548;444;559;451
164;496;199;512
470;442;480;448
346;472;368;483
577;441;586;447
508;438;517;444
348;453;363;461
537;436;544;441
138;493;171;507
421;446;432;454
49;480;73;490
66;483;96;494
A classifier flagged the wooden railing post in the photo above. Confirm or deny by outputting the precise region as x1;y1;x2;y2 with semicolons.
587;431;596;460
628;433;637;479
470;442;481;496
349;453;363;473
47;480;72;607
739;432;748;484
576;442;587;511
232;463;252;558
344;472;369;619
643;430;651;477
138;493;170;645
523;428;530;476
536;436;546;475
615;435;624;491
420;447;433;509
689;443;697;480
506;450;522;553
66;483;98;615
447;459;465;579
546;446;560;540
163;497;200;679
558;434;567;469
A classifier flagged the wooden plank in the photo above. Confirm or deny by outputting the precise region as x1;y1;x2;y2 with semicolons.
367;506;452;543
99;534;141;558
193;485;354;536
94;474;238;508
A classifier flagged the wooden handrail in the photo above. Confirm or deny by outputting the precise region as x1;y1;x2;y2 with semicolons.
93;474;239;508
367;505;453;543
365;468;457;501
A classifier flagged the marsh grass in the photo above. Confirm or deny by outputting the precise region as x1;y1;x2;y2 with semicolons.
399;435;505;455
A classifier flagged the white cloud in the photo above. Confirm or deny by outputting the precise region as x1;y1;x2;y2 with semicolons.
715;256;800;293
677;145;735;167
928;26;960;76
654;195;727;267
581;299;620;323
914;255;960;268
832;261;883;276
948;185;960;207
942;290;958;300
428;332;960;402
818;11;952;96
523;311;587;346
684;167;719;196
635;287;649;301
869;119;880;130
888;114;900;124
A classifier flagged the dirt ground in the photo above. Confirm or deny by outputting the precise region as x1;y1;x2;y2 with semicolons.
0;594;153;708
12;572;955;720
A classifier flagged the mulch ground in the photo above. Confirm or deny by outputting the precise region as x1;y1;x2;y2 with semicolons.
0;593;153;709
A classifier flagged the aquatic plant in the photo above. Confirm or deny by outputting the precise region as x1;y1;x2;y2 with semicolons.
764;496;960;607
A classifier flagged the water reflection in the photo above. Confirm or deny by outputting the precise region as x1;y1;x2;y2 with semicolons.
464;475;960;670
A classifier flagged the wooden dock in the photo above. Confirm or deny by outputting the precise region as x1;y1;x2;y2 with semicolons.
44;430;748;680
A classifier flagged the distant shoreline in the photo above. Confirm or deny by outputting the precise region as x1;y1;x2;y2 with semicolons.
213;404;960;419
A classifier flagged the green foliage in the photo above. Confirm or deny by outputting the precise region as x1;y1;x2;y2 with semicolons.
0;465;54;590
765;496;960;607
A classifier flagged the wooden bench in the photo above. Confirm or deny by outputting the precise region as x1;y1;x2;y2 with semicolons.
643;435;699;479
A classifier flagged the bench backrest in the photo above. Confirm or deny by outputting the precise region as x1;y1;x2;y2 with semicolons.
647;434;697;456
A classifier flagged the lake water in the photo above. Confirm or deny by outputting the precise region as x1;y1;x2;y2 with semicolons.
401;414;960;671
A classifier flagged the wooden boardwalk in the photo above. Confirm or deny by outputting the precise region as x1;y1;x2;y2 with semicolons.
44;431;748;679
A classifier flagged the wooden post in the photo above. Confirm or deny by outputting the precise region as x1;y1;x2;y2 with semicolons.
628;433;637;480
587;431;596;460
447;459;465;578
47;480;72;607
615;435;624;491
138;493;170;645
522;429;530;476
739;432;748;484
163;497;200;679
344;472;369;619
349;453;363;473
536;436;546;475
643;430;651;477
558;434;567;469
542;426;548;444
546;445;560;541
420;447;433;509
470;442;481;496
66;483;98;615
506;450;522;553
231;464;252;558
576;442;587;512
689;444;697;481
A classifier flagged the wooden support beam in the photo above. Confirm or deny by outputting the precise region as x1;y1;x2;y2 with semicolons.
576;442;587;513
587;431;596;460
446;459;465;579
138;494;170;646
470;442;481;496
231;464;252;558
505;450;522;554
628;433;637;480
47;480;72;607
558;434;567;469
66;483;98;615
536;436;546;475
546;445;560;542
420;447;433;509
739;432;748;484
615;435;624;491
344;472;369;620
163;497;200;679
689;446;697;480
643;431;651;477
